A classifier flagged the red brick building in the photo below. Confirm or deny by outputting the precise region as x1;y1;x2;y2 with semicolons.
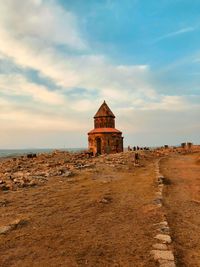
88;101;123;155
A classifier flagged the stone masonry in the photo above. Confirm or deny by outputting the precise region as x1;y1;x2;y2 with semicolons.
88;101;123;155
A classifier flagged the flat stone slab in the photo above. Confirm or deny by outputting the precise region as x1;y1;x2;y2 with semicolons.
153;198;162;205
154;234;172;243
156;191;162;196
0;219;28;235
161;221;168;226
152;243;168;250
151;250;174;261
159;259;176;267
154;221;168;227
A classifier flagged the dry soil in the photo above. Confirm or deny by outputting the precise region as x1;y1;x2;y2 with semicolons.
160;153;200;267
0;154;158;267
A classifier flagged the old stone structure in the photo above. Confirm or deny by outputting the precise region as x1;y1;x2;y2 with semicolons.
181;142;193;149
88;101;123;155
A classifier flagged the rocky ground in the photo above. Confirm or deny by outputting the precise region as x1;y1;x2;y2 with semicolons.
0;147;189;192
0;150;96;191
0;148;199;266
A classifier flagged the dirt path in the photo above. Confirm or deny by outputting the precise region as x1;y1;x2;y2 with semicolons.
0;155;159;267
160;153;200;267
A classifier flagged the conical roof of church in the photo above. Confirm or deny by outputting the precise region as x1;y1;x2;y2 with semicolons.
94;101;115;118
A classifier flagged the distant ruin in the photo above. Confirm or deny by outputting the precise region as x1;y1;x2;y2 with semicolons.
181;142;193;149
88;101;123;155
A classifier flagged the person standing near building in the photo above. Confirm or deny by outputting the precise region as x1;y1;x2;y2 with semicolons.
133;152;139;165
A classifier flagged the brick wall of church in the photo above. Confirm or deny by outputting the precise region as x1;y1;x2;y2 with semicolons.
94;117;115;128
88;133;123;155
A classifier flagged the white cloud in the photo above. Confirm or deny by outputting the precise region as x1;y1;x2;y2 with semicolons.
0;0;86;50
0;97;87;132
153;26;196;43
0;0;85;87
0;112;85;132
137;95;188;111
0;74;65;105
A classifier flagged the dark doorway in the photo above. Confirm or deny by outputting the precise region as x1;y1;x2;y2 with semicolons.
106;139;110;154
96;138;102;154
116;139;119;153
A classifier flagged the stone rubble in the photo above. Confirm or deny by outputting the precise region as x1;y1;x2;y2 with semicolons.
0;199;9;207
1;146;194;192
0;150;96;191
0;150;149;191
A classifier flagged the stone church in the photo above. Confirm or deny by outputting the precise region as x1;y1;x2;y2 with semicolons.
88;101;123;155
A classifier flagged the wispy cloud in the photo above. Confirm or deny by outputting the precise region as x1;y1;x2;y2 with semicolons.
153;27;196;43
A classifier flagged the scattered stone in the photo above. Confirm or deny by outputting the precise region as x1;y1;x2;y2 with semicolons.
0;151;98;190
99;196;112;204
61;171;74;177
0;148;165;193
101;180;111;184
0;225;12;234
0;200;9;207
154;234;172;244
153;198;162;205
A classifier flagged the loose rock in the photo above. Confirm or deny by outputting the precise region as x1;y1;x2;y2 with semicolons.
0;225;12;234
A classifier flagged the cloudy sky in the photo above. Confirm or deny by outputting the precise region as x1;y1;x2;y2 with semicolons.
0;0;199;149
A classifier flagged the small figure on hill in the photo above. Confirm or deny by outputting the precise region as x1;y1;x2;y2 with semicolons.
133;152;139;165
